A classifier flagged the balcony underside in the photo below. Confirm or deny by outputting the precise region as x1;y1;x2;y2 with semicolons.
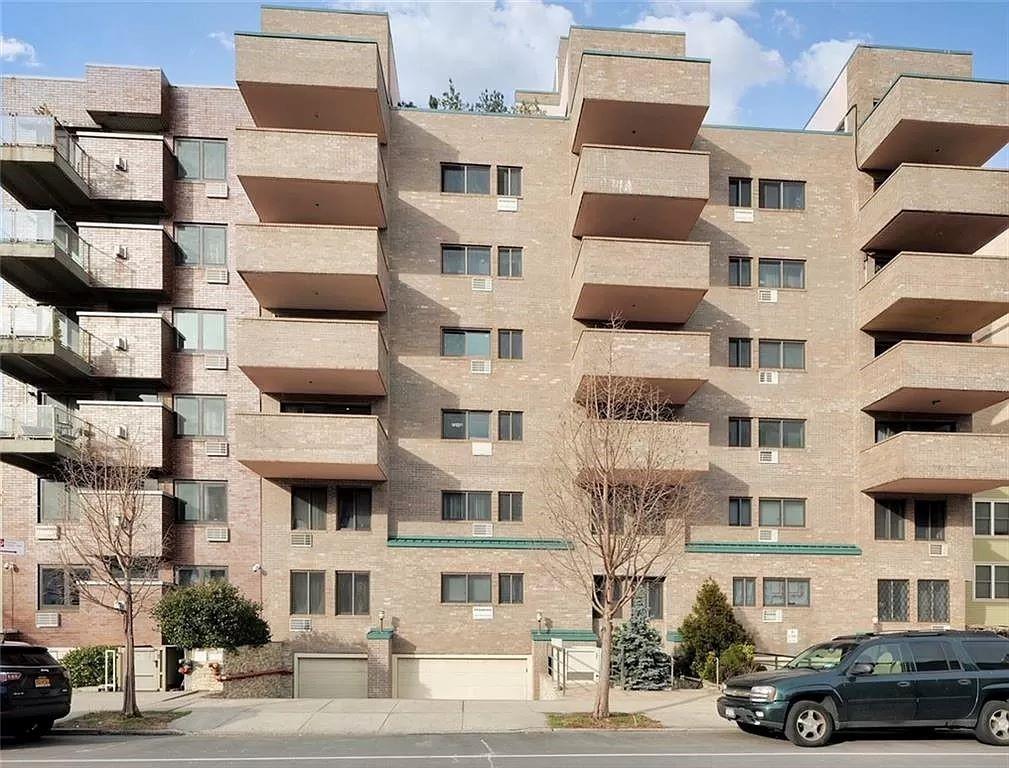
238;83;386;141
0;147;92;214
0;438;77;475
239;458;384;481
860;432;1009;494
576;374;705;406
240;272;386;312
865;387;1009;415
573;101;706;154
865;476;1007;494
0;242;92;304
573;284;706;324
573;194;704;240
862;211;1008;254
862;297;1009;335
240;177;386;227
0;341;93;389
861;120;1009;172
238;367;386;396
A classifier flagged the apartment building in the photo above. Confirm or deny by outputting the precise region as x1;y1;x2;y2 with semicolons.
1;6;1007;699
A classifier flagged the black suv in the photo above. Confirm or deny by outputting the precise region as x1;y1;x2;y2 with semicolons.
0;642;72;740
717;630;1009;747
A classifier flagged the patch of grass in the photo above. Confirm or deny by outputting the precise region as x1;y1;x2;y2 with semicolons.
59;710;190;733
547;712;663;729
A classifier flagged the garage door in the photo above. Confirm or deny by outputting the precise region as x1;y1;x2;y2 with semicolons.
295;655;367;698
395;656;529;700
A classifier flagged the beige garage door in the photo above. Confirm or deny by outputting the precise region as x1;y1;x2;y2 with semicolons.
395;656;529;700
296;655;367;698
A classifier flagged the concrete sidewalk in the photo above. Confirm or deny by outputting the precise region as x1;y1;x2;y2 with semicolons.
60;688;728;736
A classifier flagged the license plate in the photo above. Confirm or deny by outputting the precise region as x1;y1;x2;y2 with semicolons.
724;707;736;719
34;676;50;688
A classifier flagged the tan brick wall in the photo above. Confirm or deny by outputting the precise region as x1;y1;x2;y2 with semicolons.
85;64;166;122
76;134;171;205
76;223;170;293
76;313;168;380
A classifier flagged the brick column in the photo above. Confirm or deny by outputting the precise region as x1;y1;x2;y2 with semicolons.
530;630;551;700
366;628;393;698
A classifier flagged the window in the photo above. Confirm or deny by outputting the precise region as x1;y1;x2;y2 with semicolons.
758;179;805;210
758;498;805;527
877;579;909;621
874;499;905;540
637;578;664;619
175;480;228;523
729;177;752;207
758;340;805;370
338;488;372;531
498;411;523;441
175;566;227;587
499;491;523;522
441;163;490;194
174;395;226;438
336;571;370;615
441;410;491;440
173;309;226;353
729;497;752;527
291;486;326;531
728;338;751;368
963;639;1009;670
441;573;491;603
758;419;805;449
729;256;752;287
852;642;907;674
442;491;491;521
176;138;227;181
499;573;524;604
39;480;76;521
975;565;1009;600
441;244;491;275
916;580;949;622
498;247;523;278
758;259;805;289
975;500;1009;536
39;566;89;608
290;571;325;615
174;223;227;267
441;329;491;358
914;500;946;541
728;417;752;447
763;578;810;607
733;577;756;607
910;640;956;672
497;166;522;196
498;330;523;360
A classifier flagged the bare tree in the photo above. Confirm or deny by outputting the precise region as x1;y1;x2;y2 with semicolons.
541;319;707;718
50;436;167;717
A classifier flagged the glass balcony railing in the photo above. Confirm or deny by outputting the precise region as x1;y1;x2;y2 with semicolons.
1;304;93;363
0;115;92;184
0;402;91;448
1;208;92;273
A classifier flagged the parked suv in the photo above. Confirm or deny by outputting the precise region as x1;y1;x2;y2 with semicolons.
717;630;1009;747
0;642;72;740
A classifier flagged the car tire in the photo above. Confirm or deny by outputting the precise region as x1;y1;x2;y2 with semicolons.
785;700;834;748
736;722;765;735
20;720;46;741
976;700;1009;746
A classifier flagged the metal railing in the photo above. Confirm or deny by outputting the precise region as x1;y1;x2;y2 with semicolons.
0;403;91;448
1;115;92;184
1;209;92;274
0;304;94;364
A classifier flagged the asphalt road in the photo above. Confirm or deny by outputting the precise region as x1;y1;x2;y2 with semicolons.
0;730;1005;767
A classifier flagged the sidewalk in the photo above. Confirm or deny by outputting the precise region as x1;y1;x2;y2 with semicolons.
60;688;729;736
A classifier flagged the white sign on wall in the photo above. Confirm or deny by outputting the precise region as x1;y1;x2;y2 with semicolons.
0;539;25;556
472;606;494;621
786;628;799;645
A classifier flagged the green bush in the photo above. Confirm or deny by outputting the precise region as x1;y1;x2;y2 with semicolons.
677;578;753;678
719;642;757;680
61;645;115;687
152;581;270;651
611;593;671;690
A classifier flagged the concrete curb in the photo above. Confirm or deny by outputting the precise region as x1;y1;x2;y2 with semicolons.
51;728;183;737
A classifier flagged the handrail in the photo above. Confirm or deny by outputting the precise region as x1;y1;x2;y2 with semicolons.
0;304;95;365
1;209;93;274
0;115;92;185
0;403;92;447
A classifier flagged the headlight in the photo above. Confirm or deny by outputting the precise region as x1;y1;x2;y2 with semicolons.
750;685;777;703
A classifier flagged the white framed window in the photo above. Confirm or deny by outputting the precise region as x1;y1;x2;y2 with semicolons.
496;166;522;196
174;395;226;438
290;571;325;615
442;491;491;521
441;244;491;275
175;566;227;587
441;329;491;358
974;499;1009;536
441;410;491;440
173;309;226;353
441;573;492;604
175;480;228;523
175;223;227;267
974;564;1009;600
441;163;490;194
176;138;227;181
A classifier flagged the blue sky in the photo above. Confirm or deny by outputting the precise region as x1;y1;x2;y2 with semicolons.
2;1;1007;131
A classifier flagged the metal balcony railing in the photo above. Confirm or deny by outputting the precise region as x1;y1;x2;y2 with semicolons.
1;304;94;364
1;208;93;274
1;115;92;185
0;403;92;448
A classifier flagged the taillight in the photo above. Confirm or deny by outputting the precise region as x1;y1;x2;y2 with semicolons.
0;671;23;683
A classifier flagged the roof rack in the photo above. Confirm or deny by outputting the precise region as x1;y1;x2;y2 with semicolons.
832;629;999;641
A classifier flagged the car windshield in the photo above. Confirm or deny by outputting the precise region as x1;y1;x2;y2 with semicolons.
785;642;859;670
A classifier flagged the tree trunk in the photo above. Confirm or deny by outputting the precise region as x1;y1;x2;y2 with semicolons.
593;613;612;719
121;592;140;718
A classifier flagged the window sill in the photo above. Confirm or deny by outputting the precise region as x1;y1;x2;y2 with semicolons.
756;207;806;213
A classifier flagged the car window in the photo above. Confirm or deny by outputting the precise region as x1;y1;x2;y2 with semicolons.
963;639;1009;670
785;642;858;670
853;642;906;675
910;640;955;672
0;648;59;666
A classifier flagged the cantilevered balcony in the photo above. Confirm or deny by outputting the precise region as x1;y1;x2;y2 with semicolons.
0;403;90;474
572;238;708;323
236;318;388;395
859;251;1009;334
236;224;387;311
857;75;1009;171
588;421;709;484
572;145;708;240
571;51;709;153
236;127;387;227
861;341;1009;414
0;116;92;214
860;431;1009;494
85;64;168;132
236;32;389;141
76;400;172;471
573;329;709;404
858;165;1009;253
75;222;171;297
74;133;172;215
235;413;388;480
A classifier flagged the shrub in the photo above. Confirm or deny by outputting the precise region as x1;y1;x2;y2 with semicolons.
719;642;757;680
611;593;671;690
152;581;270;651
61;645;115;687
677;578;752;678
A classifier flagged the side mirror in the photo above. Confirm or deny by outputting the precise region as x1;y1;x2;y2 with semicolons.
850;662;874;677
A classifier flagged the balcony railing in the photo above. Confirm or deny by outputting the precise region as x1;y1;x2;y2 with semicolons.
1;208;92;274
1;115;92;184
1;305;93;363
0;403;91;448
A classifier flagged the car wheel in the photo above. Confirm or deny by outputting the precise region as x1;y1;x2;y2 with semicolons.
36;719;54;736
785;700;834;747
976;700;1009;746
20;720;46;741
736;722;765;735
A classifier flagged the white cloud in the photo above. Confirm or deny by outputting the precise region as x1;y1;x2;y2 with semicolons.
771;8;801;38
0;36;40;67
208;31;235;51
792;38;862;92
633;11;787;123
649;1;757;18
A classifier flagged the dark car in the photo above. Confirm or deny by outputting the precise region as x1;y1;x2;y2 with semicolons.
0;642;72;740
717;630;1009;747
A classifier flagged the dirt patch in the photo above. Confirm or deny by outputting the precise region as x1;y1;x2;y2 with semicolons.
547;712;663;729
58;710;190;732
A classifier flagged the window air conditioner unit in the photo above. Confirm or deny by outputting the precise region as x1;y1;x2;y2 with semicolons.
289;618;312;632
116;337;129;351
116;425;129;440
205;182;229;199
114;156;128;172
36;612;60;628
928;542;948;557
205;268;229;285
497;196;519;212
758;449;779;464
471;277;493;292
757;288;778;303
35;524;60;541
471;441;492;456
758;370;778;385
116;245;129;260
472;523;493;538
290;532;313;548
205;441;229;457
205;527;230;543
204;354;228;371
931;624;951;631
470;359;491;375
757;528;779;543
762;609;783;623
